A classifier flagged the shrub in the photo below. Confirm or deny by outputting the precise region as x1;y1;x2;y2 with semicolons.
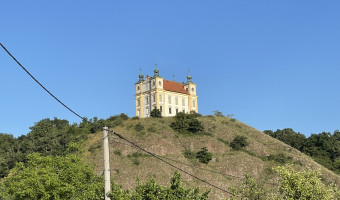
217;138;229;146
147;126;156;133
266;153;292;164
150;108;162;118
135;122;144;132
171;112;204;134
213;110;224;117
196;147;212;164
183;149;196;160
114;150;122;156
230;135;249;150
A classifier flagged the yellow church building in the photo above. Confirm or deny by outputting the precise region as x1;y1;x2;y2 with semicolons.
135;68;198;118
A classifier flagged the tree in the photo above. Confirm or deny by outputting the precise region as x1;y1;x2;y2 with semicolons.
0;151;103;200
230;136;249;150
264;128;306;151
229;166;340;200
150;108;162;118
196;147;213;164
213;110;224;117
228;175;268;200
274;165;340;200
109;171;210;199
170;112;204;134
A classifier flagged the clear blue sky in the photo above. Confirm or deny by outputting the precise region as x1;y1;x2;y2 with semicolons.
1;1;340;137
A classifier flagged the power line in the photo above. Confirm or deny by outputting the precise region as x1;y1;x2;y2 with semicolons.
109;138;243;180
1;43;233;196
0;43;85;121
109;129;233;195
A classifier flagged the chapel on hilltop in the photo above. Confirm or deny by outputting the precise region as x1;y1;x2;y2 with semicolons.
135;68;198;118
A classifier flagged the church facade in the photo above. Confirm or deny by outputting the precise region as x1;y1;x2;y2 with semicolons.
135;69;198;118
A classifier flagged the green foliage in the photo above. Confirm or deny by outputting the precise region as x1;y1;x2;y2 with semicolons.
0;133;19;178
274;165;340;200
183;149;196;160
229;175;268;200
170;112;204;135
196;147;213;164
131;116;139;120
217;137;229;146
263;128;306;151
0;114;131;178
265;128;340;174
109;172;210;199
150;108;162;118
135;122;145;132
229;166;340;200
213;110;224;117
230;135;249;150
89;141;101;153
0;153;103;200
266;153;293;164
114;150;122;156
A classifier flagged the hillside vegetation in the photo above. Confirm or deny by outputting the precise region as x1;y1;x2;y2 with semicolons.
1;113;340;199
264;128;340;174
85;114;340;199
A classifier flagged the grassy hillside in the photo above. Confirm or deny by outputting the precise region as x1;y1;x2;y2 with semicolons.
85;115;340;199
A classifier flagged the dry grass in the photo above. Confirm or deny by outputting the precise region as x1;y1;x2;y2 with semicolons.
84;115;340;200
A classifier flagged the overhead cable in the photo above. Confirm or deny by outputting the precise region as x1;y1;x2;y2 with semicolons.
1;43;233;196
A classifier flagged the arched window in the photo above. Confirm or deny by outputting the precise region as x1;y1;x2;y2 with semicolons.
191;87;194;92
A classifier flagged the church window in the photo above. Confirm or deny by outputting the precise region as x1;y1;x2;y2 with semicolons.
175;97;178;105
137;99;140;107
176;108;178;114
193;100;196;107
169;107;172;114
159;94;162;102
186;88;188;92
168;96;171;104
137;86;140;91
192;87;194;92
146;97;149;104
160;106;163;113
153;93;155;102
159;81;162;85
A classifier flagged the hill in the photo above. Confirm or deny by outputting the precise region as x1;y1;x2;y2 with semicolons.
84;115;340;199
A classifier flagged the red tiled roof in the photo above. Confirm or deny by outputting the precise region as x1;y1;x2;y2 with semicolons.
163;80;188;94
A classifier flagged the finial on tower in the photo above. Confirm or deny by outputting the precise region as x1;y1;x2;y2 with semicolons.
138;66;144;82
153;64;160;77
186;69;193;84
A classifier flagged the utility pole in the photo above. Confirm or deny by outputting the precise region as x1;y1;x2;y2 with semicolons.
103;126;111;200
